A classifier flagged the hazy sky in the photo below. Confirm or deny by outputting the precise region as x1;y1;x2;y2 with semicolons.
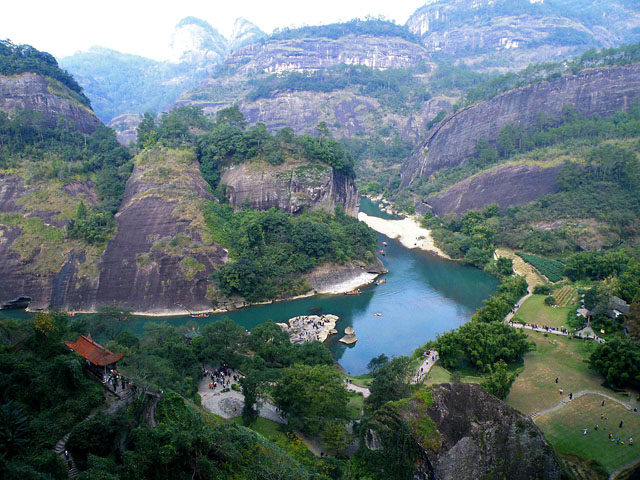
2;0;424;60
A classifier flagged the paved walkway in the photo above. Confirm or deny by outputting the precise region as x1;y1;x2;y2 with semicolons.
346;383;370;398
412;350;439;384
531;390;633;420
198;375;286;424
504;293;532;323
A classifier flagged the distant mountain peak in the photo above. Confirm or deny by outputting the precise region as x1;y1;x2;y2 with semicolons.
169;16;228;64
230;17;266;51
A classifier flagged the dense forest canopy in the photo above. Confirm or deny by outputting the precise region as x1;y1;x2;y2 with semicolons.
0;40;90;107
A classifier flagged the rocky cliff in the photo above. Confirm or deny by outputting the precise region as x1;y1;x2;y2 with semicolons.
0;73;101;134
422;163;562;217
95;148;226;314
225;34;430;75
406;0;640;70
220;160;359;216
402;64;640;186
365;383;565;480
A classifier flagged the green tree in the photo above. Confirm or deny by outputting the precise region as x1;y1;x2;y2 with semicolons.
273;364;348;434
95;305;133;341
367;357;412;410
589;337;640;389
366;353;389;374
625;291;640;341
480;360;517;399
193;319;248;366
136;112;158;149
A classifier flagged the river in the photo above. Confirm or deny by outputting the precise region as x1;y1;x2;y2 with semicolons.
3;199;498;375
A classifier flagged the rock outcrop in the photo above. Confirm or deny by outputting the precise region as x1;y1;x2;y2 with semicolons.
423;163;562;217
365;383;565;480
402;64;640;186
225;34;431;75
95;148;226;314
220;160;359;216
406;0;640;70
0;73;101;134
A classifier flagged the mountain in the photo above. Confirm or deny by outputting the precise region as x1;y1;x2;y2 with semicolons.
168;16;228;64
229;17;267;51
60;17;266;123
406;0;640;71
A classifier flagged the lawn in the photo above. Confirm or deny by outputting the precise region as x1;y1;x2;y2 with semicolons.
535;394;640;475
349;373;373;388
231;417;289;444
512;294;577;329
506;330;627;416
347;392;364;419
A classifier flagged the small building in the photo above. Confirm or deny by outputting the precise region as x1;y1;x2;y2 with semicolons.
65;334;124;378
587;296;630;320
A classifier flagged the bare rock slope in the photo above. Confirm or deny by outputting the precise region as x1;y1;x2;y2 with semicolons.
0;73;101;134
365;383;565;480
402;64;640;186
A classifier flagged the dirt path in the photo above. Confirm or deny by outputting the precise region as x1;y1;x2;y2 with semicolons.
495;247;547;287
346;383;370;398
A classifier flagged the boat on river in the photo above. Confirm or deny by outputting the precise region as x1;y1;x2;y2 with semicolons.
375;279;386;285
345;289;362;296
190;312;210;318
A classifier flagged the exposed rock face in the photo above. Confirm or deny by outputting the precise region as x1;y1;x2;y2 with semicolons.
220;160;359;216
168;17;228;65
225;35;431;75
365;383;565;480
108;113;141;146
96;148;226;314
402;64;640;186
0;173;102;311
423;163;562;217
0;73;101;134
406;0;640;70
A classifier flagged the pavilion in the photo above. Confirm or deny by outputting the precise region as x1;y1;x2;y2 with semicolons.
65;334;124;378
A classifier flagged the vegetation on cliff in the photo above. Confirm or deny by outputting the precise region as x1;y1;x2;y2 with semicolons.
0;39;90;107
270;18;420;43
205;202;376;301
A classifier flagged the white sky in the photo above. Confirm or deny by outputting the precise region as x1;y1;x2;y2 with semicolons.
1;0;424;61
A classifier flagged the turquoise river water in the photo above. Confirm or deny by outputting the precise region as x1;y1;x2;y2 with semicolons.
4;198;499;375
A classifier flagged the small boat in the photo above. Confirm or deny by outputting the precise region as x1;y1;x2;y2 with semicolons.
345;289;362;296
68;311;78;317
382;241;388;247
379;250;385;256
374;312;382;317
375;279;386;286
190;312;210;318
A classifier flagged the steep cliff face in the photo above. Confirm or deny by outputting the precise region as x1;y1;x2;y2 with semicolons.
225;34;430;75
0;173;103;311
423;163;562;217
365;383;565;480
220;160;359;216
402;64;640;186
406;0;640;70
95;148;226;314
0;73;101;134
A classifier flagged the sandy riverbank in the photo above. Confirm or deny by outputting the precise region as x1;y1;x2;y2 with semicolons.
358;212;450;259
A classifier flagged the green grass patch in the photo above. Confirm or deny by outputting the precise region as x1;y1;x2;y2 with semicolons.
535;394;640;475
231;417;289;444
512;294;576;329
349;373;373;388
506;330;626;416
347;392;364;420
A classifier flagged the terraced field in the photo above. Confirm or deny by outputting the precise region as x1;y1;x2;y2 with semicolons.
554;286;577;307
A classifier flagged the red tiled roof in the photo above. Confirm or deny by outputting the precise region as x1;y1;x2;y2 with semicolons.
65;335;124;367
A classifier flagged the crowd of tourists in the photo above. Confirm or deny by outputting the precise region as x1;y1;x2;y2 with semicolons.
204;364;243;391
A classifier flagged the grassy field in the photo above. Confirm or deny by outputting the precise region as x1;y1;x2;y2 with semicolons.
347;392;364;419
349;373;373;388
512;294;576;329
231;417;289;444
536;394;640;476
506;330;627;415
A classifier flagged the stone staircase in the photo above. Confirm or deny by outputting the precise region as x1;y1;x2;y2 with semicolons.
53;414;93;478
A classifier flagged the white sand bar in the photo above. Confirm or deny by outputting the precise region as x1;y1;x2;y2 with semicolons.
315;272;377;294
358;212;450;259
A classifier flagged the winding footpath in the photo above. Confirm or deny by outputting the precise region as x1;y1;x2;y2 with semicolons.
530;390;633;420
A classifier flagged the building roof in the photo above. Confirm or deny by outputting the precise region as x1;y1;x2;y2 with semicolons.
65;335;124;367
